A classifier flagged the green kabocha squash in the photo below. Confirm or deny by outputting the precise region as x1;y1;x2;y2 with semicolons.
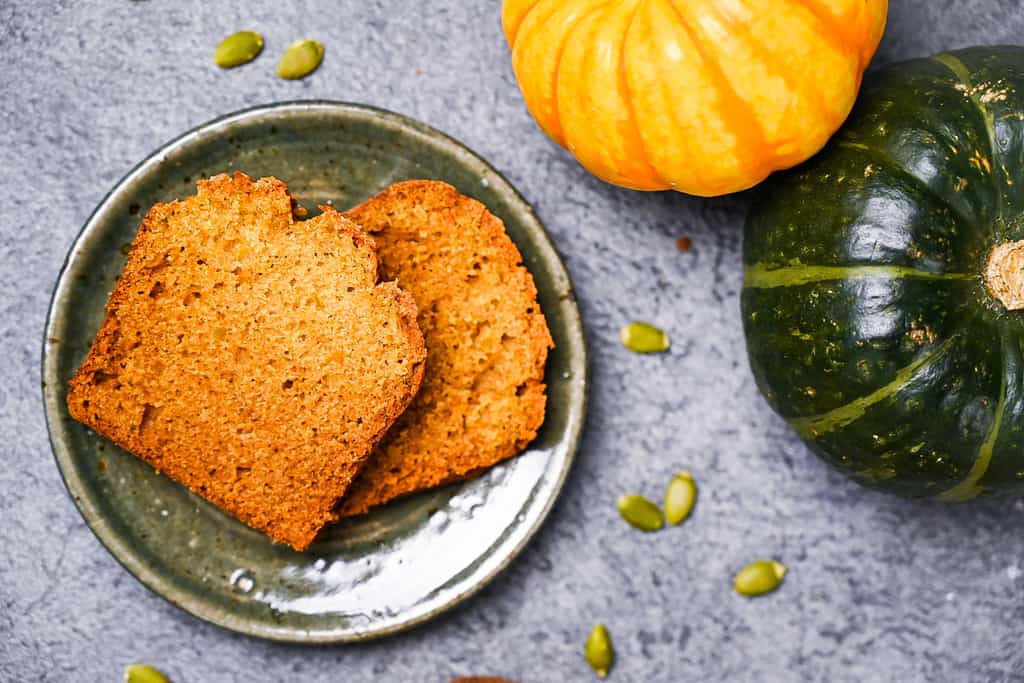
743;46;1024;500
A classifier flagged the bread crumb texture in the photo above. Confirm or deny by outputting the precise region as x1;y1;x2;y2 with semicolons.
338;180;553;516
66;172;426;550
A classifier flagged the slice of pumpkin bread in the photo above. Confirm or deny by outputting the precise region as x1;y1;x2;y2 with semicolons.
337;180;553;516
67;172;426;550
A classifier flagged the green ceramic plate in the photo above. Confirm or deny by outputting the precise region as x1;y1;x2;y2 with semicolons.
42;101;586;643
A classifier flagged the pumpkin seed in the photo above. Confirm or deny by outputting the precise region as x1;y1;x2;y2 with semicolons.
733;560;787;597
619;321;669;353
213;30;264;68
124;664;171;683
277;39;324;80
584;623;613;678
617;494;663;531
663;470;696;525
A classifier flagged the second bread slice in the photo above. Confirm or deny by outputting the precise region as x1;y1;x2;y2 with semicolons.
338;180;554;516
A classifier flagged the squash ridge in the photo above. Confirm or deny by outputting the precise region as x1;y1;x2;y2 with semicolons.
835;140;977;228
617;0;662;186
790;334;960;438
665;0;769;181
743;263;970;289
935;329;1011;502
785;0;851;57
931;52;1002;223
733;0;841;136
555;0;620;143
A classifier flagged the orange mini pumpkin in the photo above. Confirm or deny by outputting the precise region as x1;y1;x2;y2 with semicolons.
502;0;887;196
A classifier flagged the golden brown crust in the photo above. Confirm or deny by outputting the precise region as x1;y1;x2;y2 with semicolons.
337;180;553;516
67;172;426;550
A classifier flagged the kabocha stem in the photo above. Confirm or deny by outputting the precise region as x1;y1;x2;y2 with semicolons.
986;241;1024;311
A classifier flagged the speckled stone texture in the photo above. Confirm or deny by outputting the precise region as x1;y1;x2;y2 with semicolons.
4;1;1024;681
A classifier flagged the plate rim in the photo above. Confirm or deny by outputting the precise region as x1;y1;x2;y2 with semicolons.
41;100;588;644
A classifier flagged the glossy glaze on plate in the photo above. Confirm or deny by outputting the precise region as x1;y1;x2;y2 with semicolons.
42;102;587;643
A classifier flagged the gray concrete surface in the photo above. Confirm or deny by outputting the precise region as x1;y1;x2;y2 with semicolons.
4;1;1024;681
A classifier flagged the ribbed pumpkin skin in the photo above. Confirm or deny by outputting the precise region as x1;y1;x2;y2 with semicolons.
502;0;886;197
743;47;1024;500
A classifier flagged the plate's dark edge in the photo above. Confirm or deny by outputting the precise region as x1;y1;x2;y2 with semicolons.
41;100;589;644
